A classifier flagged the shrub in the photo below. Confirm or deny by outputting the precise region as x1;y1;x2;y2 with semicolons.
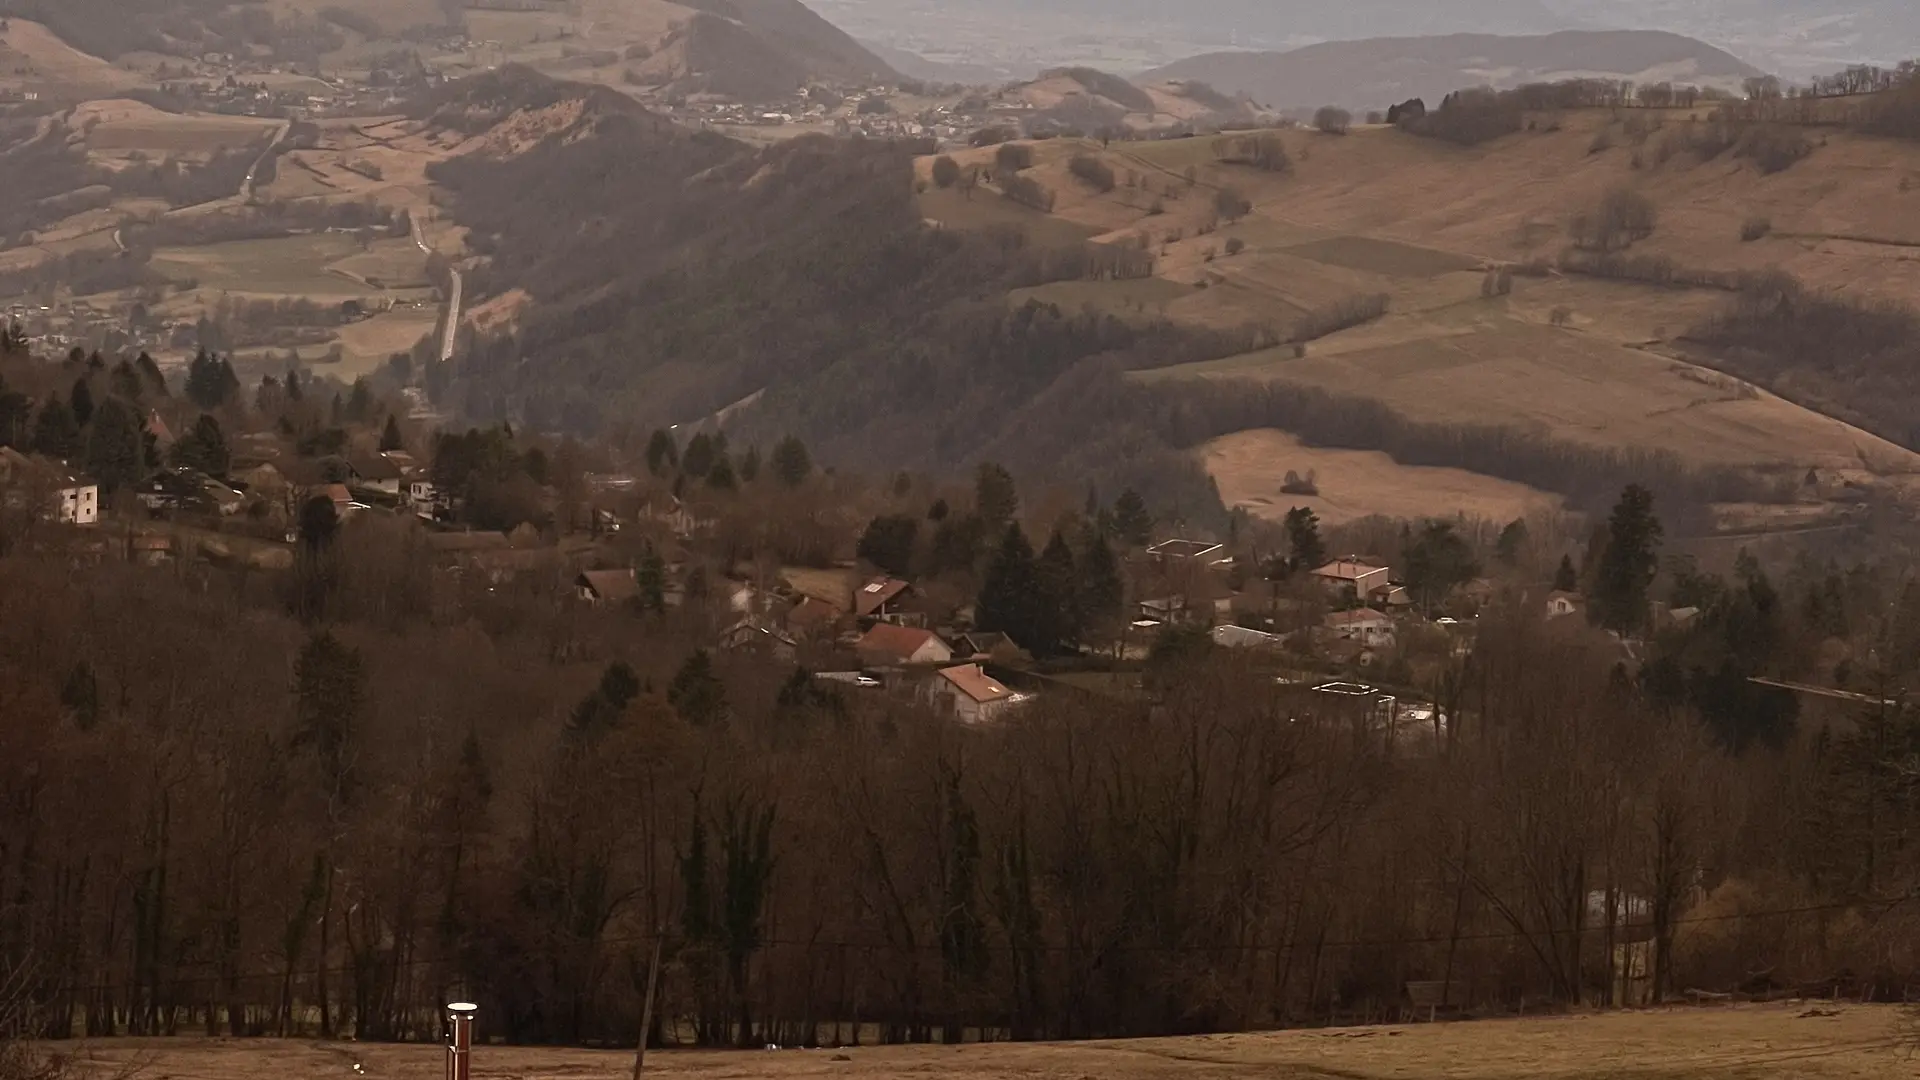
1001;173;1055;212
1549;306;1574;327
1740;216;1772;241
1281;469;1320;495
1224;236;1245;256
1589;128;1614;154
1293;293;1389;341
1400;87;1522;146
1570;186;1658;251
1313;106;1352;135
1067;153;1116;192
1366;111;1384;125
969;127;1014;147
1737;124;1812;174
1213;186;1252;222
931;155;960;188
995;142;1033;173
1210;133;1292;172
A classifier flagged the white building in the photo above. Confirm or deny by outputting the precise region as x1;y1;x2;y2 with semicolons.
0;447;98;526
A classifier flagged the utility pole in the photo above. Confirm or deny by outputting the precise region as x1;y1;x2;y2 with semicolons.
632;934;663;1080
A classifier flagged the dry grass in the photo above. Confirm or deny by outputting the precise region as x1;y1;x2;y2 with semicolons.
1149;319;1920;474
150;234;374;296
75;101;280;157
1205;429;1562;525
0;19;147;98
57;1003;1915;1080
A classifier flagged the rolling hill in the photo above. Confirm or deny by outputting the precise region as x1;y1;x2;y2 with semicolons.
1140;30;1764;111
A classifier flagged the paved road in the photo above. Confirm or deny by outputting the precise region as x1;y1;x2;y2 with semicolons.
241;120;293;204
413;212;463;363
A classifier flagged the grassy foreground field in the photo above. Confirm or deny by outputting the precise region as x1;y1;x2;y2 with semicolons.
56;1004;1913;1079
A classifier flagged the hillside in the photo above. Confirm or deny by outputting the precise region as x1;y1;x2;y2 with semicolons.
904;94;1920;528
982;67;1267;133
1140;31;1764;111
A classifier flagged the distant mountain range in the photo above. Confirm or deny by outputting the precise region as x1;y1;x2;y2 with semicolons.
1141;30;1763;111
812;0;1920;80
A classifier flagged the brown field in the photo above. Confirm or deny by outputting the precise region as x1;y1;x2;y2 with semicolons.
74;100;280;157
150;235;376;296
910;119;1920;508
1205;429;1562;525
57;1003;1913;1079
0;20;146;98
1146;317;1920;475
328;307;441;376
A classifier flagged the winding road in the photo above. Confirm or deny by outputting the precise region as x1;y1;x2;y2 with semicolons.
413;213;463;364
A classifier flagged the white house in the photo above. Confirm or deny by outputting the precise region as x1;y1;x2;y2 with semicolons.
1546;591;1584;619
929;664;1026;724
0;447;98;526
1312;559;1391;601
1324;608;1397;648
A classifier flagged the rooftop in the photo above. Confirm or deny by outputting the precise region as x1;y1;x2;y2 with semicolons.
938;663;1016;705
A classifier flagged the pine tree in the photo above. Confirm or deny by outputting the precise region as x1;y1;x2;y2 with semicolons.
565;661;642;743
1111;489;1151;546
29;395;81;461
1284;506;1327;572
975;462;1018;526
60;660;100;730
82;398;145;492
1554;554;1579;592
707;452;738;490
171;414;231;476
185;350;234;409
346;379;374;423
681;433;717;478
738;445;760;482
638;550;667;613
668;650;727;727
110;360;143;402
1496;518;1529;565
977;524;1040;650
292;630;365;797
69;377;95;427
1405;521;1480;610
645;429;678;476
0;382;28;449
1076;531;1125;638
285;368;304;402
379;414;405;452
135;352;168;397
1591;484;1663;634
770;435;811;487
857;515;918;577
1034;529;1080;655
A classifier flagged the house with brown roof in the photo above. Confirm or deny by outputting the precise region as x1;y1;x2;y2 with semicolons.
720;618;797;661
927;663;1027;724
347;453;405;496
577;568;640;605
1312;559;1391;602
856;623;953;667
855;576;921;626
1545;591;1584;619
785;595;843;639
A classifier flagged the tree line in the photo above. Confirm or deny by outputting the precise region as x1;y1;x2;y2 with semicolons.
1;473;1918;1056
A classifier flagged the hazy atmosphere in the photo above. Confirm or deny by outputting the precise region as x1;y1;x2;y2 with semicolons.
2;1;1920;1078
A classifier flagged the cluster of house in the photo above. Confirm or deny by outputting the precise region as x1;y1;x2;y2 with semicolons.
572;563;1036;725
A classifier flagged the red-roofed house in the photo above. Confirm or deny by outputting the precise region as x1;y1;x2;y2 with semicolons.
1312;559;1391;601
854;576;921;626
928;663;1025;724
856;623;952;667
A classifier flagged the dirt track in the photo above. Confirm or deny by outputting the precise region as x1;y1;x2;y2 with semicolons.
57;1003;1912;1080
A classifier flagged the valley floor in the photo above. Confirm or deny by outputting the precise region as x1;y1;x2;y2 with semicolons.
57;1003;1912;1080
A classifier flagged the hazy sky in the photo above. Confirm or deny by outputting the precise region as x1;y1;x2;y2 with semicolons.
811;0;1916;79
